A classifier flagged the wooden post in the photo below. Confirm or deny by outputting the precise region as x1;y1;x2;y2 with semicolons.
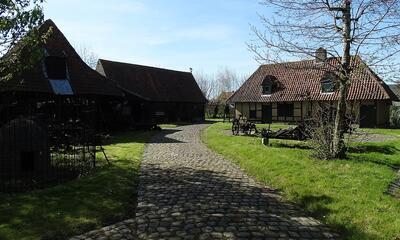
262;137;269;146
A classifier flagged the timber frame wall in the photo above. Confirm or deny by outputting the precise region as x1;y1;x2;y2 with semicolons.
234;100;391;127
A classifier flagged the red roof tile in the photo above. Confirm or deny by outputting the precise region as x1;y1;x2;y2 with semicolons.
229;58;398;103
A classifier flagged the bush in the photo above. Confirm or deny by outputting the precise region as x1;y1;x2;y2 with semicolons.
304;104;354;160
390;106;400;127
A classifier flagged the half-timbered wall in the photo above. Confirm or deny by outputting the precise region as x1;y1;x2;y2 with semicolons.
234;100;391;127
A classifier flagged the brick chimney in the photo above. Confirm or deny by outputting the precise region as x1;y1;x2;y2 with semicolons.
316;47;327;63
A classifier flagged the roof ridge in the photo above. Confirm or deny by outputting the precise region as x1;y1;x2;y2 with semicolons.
99;59;192;75
259;58;332;66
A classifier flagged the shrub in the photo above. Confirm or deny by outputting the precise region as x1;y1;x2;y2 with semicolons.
390;106;400;127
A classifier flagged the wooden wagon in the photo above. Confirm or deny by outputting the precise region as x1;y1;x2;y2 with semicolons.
231;116;258;136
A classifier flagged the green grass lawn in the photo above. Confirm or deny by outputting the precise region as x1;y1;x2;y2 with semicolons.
159;124;178;129
203;123;400;240
0;131;154;240
363;128;400;137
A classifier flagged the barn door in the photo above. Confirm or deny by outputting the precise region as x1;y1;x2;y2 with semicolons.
360;105;377;128
262;105;272;124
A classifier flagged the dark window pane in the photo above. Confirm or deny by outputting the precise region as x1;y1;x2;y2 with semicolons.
45;56;67;79
321;81;335;93
262;85;272;95
249;110;257;119
277;103;294;117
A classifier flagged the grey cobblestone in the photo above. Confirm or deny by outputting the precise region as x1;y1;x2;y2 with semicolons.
72;124;339;239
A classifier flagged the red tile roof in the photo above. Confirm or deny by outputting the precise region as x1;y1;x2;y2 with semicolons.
0;19;124;97
229;58;398;103
97;59;207;103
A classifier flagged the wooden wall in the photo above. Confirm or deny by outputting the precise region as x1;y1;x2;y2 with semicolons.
234;100;391;127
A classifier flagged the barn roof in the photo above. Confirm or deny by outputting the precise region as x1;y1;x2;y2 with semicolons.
229;57;398;103
97;59;207;103
0;19;123;97
389;85;400;101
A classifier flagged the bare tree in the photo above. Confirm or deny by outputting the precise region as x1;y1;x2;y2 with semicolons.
194;71;217;100
250;0;400;158
215;67;247;95
74;44;99;69
195;68;248;102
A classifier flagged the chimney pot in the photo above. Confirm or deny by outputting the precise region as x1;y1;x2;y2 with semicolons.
316;48;327;63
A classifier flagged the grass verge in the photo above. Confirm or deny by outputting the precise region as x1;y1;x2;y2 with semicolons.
0;131;153;240
202;123;400;240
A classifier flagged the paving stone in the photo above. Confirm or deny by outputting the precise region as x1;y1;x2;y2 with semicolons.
70;124;338;240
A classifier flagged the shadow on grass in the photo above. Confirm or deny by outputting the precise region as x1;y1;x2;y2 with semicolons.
348;145;399;155
0;131;153;240
347;155;400;170
0;162;138;239
347;144;400;170
270;141;313;150
298;194;334;219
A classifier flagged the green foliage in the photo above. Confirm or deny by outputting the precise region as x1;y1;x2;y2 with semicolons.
0;0;46;82
390;106;400;127
0;131;153;240
203;123;400;240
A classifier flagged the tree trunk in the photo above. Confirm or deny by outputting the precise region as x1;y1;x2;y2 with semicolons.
332;0;351;158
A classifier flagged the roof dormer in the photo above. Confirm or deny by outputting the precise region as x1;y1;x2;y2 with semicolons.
321;71;338;94
261;75;277;95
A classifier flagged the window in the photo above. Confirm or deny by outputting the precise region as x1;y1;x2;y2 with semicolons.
45;56;67;79
249;110;257;119
262;84;272;95
45;56;73;95
261;75;276;95
321;80;335;93
321;72;337;93
277;103;294;117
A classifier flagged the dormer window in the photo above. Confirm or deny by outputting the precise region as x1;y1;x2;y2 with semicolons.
261;75;277;95
45;56;67;79
321;72;337;93
44;55;73;95
262;84;272;95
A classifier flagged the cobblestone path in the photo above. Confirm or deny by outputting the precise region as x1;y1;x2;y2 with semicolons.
73;124;338;240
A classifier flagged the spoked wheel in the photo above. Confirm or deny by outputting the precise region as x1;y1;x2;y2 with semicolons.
248;126;257;135
244;124;257;136
232;123;240;135
243;126;251;135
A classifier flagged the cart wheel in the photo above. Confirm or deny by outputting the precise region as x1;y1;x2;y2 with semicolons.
232;122;240;135
244;126;252;135
250;127;257;135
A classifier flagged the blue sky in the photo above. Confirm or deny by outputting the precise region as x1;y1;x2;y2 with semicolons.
44;0;265;76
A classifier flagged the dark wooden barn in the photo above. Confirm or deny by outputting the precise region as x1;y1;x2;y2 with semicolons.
96;59;207;125
0;19;124;129
0;19;124;191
